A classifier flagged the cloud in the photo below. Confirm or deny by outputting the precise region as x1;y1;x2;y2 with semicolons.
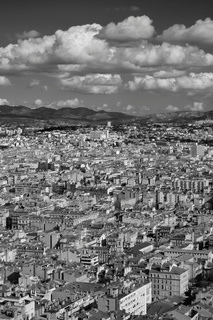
1;19;213;78
98;16;155;41
116;101;121;107
140;106;150;111
0;98;9;105
120;42;213;68
16;30;40;40
153;69;186;78
127;72;213;93
126;104;135;111
176;73;213;91
166;105;180;112
158;18;213;44
43;85;48;91
130;6;140;11
96;105;110;111
103;103;108;108
185;102;205;111
34;99;43;107
0;76;11;86
54;99;80;108
127;75;176;91
0;24;104;74
60;74;122;94
29;79;40;87
33;99;81;109
114;6;140;11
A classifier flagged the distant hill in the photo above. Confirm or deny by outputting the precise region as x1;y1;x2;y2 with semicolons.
134;110;213;125
0;105;213;126
0;105;135;125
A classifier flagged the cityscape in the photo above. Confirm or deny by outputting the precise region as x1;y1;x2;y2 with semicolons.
0;118;213;320
1;1;213;320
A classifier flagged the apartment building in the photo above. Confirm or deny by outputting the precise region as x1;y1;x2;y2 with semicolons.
172;178;209;192
164;248;213;262
44;230;60;249
98;281;152;316
149;264;188;299
80;248;99;266
119;282;152;315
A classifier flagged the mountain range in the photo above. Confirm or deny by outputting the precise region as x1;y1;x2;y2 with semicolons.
0;105;134;124
0;105;213;126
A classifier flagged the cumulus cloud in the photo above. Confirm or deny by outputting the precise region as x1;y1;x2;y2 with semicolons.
0;24;105;74
60;74;122;94
16;30;40;40
126;104;135;111
98;16;155;41
0;98;9;105
33;98;81;109
153;69;186;78
175;73;213;91
185;102;205;111
34;99;43;107
119;42;213;68
158;18;213;44
127;75;176;91
166;105;180;112
140;106;150;111
54;99;80;108
1;19;213;78
29;79;40;87
0;76;11;86
127;72;213;93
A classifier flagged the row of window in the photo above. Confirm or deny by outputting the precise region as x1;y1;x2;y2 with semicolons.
150;273;174;279
153;290;172;296
153;284;172;290
152;279;173;284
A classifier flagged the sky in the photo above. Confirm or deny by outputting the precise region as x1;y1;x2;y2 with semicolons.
1;0;213;115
